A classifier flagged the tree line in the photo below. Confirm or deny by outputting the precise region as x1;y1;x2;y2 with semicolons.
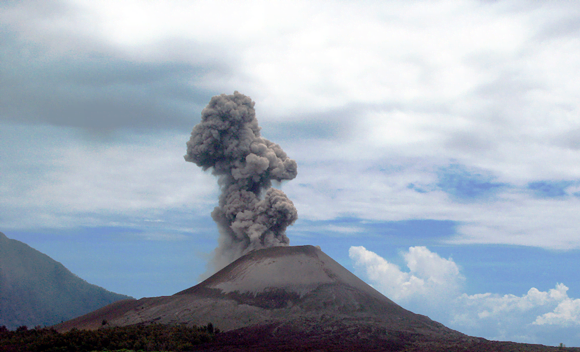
0;323;218;352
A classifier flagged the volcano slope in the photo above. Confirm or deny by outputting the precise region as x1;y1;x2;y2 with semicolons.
55;246;567;351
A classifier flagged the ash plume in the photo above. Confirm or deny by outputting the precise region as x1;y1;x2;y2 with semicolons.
185;91;298;271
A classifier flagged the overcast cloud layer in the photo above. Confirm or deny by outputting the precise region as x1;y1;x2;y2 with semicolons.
2;0;580;345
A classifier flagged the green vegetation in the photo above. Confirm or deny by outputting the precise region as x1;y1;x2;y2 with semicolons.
0;323;218;352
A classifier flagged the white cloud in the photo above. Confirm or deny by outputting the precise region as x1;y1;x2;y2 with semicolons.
349;245;463;304
284;159;580;249
0;126;218;230
350;246;580;343
535;297;580;326
453;284;569;323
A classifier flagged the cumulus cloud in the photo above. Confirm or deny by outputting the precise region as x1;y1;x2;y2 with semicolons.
349;245;463;306
535;295;580;326
453;284;569;323
451;283;580;343
350;246;580;344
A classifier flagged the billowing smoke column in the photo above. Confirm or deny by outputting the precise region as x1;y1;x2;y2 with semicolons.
185;91;298;271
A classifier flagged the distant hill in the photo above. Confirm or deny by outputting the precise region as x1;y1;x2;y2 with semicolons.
0;232;132;330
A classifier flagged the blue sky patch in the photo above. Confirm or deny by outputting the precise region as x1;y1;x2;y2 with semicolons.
290;218;460;278
527;181;574;198
6;225;216;298
434;244;580;296
436;164;506;200
407;183;428;193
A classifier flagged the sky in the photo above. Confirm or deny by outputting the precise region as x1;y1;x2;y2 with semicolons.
1;0;580;347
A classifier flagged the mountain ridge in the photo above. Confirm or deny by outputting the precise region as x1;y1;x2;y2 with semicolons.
0;231;131;329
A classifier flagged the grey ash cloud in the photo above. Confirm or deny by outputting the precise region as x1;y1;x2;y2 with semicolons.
185;92;298;271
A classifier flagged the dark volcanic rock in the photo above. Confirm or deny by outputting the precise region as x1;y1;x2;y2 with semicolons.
0;232;131;329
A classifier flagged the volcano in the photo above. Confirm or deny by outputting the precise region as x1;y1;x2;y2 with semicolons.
55;245;476;350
